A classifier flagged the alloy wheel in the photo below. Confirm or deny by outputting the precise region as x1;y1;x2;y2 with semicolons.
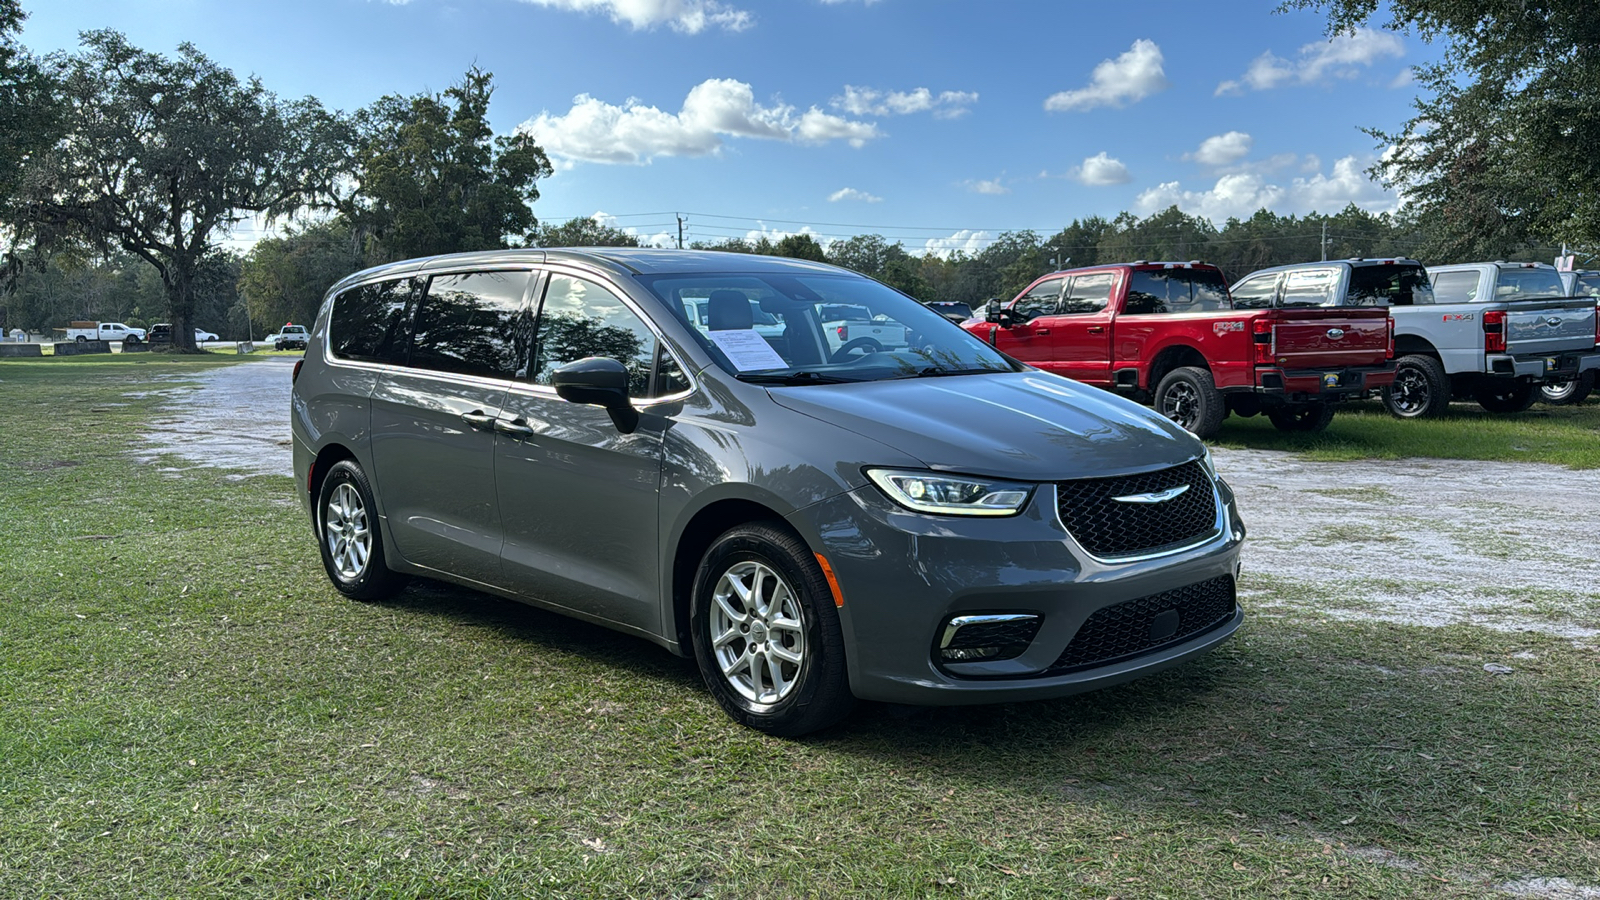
709;560;807;704
324;482;371;580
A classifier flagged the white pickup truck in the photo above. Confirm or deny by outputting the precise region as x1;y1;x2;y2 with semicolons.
820;303;908;357
263;325;310;351
62;321;146;344
1232;259;1600;416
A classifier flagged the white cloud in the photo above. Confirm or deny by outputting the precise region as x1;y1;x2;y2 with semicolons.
833;86;978;119
1185;131;1253;167
589;211;677;248
1134;154;1394;223
1389;68;1416;88
1045;39;1169;112
519;78;880;165
923;230;992;260
965;178;1010;195
828;187;883;203
1070;152;1131;186
515;0;752;33
1216;27;1405;94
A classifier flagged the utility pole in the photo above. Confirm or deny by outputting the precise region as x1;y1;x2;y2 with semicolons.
677;214;686;250
1321;222;1328;261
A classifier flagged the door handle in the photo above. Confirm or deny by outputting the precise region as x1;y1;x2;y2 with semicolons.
1087;326;1105;334
1035;328;1051;335
493;417;536;438
460;411;496;429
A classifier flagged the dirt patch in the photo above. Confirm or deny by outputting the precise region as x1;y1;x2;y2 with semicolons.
134;357;296;479
1218;448;1600;641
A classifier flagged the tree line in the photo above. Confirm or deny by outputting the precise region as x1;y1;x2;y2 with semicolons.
1;0;1593;345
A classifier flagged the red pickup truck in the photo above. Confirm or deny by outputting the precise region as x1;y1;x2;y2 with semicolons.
963;261;1396;438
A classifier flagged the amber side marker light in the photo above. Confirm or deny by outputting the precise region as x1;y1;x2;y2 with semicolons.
814;554;845;607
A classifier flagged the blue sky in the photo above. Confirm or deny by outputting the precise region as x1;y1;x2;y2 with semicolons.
20;0;1436;255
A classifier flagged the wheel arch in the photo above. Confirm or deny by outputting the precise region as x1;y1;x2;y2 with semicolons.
308;442;359;523
1393;334;1440;359
669;497;795;653
1147;344;1209;390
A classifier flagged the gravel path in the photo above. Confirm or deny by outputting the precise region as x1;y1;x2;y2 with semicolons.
134;360;1600;638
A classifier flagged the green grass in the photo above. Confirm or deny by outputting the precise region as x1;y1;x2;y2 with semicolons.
1215;399;1600;468
1;356;1597;897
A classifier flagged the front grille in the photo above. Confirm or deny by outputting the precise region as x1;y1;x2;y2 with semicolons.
1045;574;1236;674
1055;460;1218;558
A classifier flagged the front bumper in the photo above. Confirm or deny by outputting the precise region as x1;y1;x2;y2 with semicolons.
786;476;1247;706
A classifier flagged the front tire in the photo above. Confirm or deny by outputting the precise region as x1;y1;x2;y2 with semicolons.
690;522;854;737
316;459;407;601
1268;402;1335;433
1475;381;1537;413
1153;366;1225;439
1382;354;1451;419
1539;371;1594;406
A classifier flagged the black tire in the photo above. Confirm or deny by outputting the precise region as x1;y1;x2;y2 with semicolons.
1475;381;1537;413
690;522;855;737
1382;354;1451;419
124;335;141;345
315;459;407;601
1153;366;1225;439
1538;371;1594;406
75;335;86;343
1267;402;1335;433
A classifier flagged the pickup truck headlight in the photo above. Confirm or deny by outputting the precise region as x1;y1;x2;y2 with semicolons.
867;469;1033;516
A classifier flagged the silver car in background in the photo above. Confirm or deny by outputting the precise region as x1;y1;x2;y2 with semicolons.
290;249;1246;735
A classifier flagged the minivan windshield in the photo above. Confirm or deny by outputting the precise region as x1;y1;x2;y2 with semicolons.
639;273;1019;385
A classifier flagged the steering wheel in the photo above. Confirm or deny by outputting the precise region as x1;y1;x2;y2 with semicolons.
831;336;884;363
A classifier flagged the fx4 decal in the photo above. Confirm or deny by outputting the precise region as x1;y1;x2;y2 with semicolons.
1443;312;1475;322
1213;321;1246;334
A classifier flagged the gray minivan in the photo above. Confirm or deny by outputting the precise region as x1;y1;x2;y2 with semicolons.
291;249;1246;735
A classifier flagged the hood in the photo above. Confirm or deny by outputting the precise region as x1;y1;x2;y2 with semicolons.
767;371;1203;482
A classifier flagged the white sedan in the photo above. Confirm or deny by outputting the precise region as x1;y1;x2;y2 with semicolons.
194;328;220;343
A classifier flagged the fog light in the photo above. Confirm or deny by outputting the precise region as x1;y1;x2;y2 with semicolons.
938;613;1041;663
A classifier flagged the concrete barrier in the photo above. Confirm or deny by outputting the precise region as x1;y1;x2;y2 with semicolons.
54;341;110;356
0;343;43;358
121;342;150;353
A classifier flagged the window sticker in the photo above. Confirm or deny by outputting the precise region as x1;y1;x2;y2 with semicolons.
707;329;786;371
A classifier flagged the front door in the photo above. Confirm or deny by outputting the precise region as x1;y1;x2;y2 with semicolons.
994;276;1065;367
493;271;675;633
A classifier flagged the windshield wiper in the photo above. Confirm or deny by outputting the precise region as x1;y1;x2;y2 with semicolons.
736;370;856;385
899;366;1002;379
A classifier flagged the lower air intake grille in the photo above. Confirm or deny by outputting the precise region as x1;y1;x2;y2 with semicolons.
1055;460;1219;558
1046;574;1236;674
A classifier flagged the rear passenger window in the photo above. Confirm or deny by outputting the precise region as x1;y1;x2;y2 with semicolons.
534;274;683;399
409;271;533;380
1061;274;1114;314
329;277;418;363
1429;271;1479;303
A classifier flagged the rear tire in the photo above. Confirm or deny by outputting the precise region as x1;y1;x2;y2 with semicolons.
1153;366;1225;439
690;522;855;737
316;459;407;601
1538;371;1594;406
1475;381;1537;413
1382;354;1451;419
1268;402;1335;433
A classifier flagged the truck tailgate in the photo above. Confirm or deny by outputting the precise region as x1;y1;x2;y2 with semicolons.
1505;299;1597;356
1265;309;1390;368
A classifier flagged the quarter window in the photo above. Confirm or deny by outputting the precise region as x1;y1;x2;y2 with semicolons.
1429;271;1480;303
409;270;533;380
329;277;418;363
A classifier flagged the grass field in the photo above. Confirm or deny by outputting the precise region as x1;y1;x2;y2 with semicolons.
1;356;1596;898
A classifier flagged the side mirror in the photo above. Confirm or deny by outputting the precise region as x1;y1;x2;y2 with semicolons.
552;357;639;433
984;299;1014;326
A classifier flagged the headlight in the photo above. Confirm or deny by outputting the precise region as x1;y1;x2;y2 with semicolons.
867;469;1033;517
1198;445;1218;481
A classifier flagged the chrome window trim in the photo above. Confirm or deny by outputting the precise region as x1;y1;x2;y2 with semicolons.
320;263;699;404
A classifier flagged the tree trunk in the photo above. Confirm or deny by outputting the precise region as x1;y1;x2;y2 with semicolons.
166;260;200;353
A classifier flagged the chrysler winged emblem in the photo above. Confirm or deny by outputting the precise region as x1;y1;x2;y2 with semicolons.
1112;485;1190;504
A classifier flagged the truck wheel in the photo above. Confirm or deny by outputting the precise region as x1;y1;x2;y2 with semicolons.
1538;371;1594;406
75;335;86;343
1475;382;1537;413
690;522;855;737
1382;354;1451;419
1153;366;1225;439
316;459;407;601
1268;402;1335;433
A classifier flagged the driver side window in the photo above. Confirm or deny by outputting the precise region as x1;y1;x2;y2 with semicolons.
1014;277;1065;321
